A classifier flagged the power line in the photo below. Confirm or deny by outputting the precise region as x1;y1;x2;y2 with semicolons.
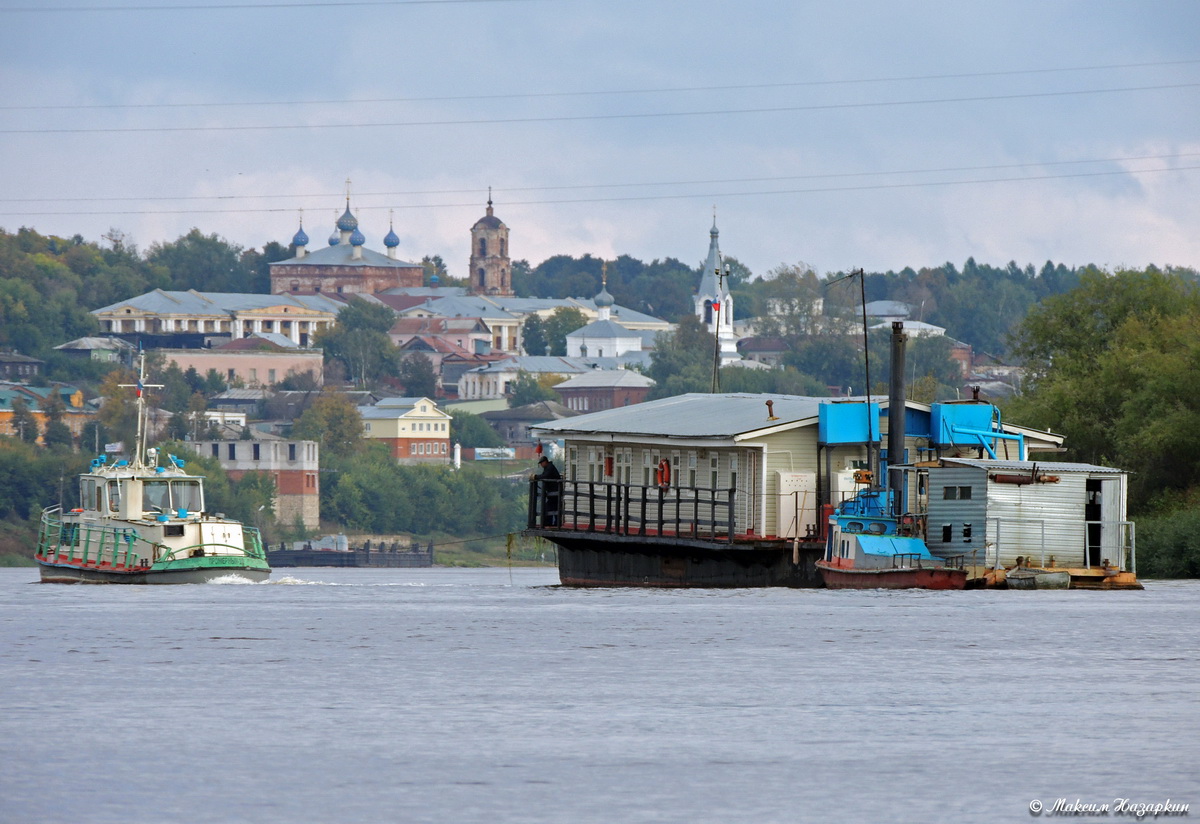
1;0;532;12
2;151;1196;204
3;59;1195;112
4;82;1195;135
2;163;1195;218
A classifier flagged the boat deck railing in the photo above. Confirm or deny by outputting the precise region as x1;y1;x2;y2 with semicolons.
528;479;737;543
38;507;266;569
986;516;1136;572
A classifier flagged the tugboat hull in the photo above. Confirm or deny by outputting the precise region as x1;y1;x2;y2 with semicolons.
38;558;271;585
816;560;968;590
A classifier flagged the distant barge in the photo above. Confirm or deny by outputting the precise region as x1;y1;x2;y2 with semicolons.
267;540;433;568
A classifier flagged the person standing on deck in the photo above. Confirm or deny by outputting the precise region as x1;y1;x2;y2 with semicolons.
535;456;561;527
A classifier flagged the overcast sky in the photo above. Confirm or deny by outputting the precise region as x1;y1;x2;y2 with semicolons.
2;0;1198;284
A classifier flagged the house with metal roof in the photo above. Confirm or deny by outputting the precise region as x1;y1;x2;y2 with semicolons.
358;396;451;464
92;289;344;349
554;369;655;412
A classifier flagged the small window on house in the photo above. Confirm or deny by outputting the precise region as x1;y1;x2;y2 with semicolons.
289;444;296;461
959;486;973;500
211;444;219;458
942;524;952;543
228;444;236;460
962;523;973;541
253;443;261;461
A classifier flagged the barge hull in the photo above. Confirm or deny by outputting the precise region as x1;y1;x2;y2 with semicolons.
816;561;967;590
532;531;823;588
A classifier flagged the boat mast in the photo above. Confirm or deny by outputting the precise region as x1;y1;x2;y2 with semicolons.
117;351;162;469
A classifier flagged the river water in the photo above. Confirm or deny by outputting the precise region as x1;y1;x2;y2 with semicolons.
1;567;1196;824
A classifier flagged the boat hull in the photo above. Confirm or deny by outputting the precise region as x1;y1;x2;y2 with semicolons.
816;560;968;590
529;530;824;588
37;558;271;585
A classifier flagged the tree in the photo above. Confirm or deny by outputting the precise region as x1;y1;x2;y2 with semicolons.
9;398;39;444
542;307;588;356
508;371;560;407
40;392;75;450
292;392;365;460
315;297;400;388
1005;268;1200;510
647;315;717;398
146;229;250;293
398;352;438;398
522;314;548;356
449;409;504;448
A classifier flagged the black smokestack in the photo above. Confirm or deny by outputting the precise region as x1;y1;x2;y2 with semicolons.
888;321;907;515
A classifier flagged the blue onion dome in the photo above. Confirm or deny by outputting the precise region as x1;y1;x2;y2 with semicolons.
336;204;358;232
430;273;439;286
292;224;309;247
383;227;400;248
595;284;615;308
350;227;365;247
328;229;340;246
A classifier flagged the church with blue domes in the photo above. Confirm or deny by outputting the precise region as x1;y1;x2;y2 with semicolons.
270;196;425;296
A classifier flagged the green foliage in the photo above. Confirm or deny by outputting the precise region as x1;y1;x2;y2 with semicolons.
1005;268;1200;522
0;438;89;521
522;314;548;356
514;253;700;322
336;296;397;334
542;307;588;357
647;315;716;398
449;409;504;448
397;352;438;398
321;452;525;535
291;392;365;460
146;229;254;293
1135;507;1200;579
508;371;560;407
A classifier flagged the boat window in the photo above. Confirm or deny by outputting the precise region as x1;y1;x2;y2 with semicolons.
173;481;203;514
845;521;864;533
867;522;887;535
81;478;98;511
143;481;170;514
107;480;121;513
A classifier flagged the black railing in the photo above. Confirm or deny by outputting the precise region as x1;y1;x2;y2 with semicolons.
528;479;736;543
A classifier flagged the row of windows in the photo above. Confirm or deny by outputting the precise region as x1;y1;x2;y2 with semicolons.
410;442;448;456
210;442;310;462
565;447;740;490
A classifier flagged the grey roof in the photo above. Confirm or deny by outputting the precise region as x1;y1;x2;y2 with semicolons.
213;388;273;401
532;393;831;439
273;243;422;269
379;286;469;297
248;332;302;349
54;336;135;351
554;369;655;389
935;458;1125;475
566;319;640;339
92;289;346;316
403;296;518;321
482;400;577;421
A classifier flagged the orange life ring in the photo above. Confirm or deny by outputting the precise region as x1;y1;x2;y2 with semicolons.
656;459;671;488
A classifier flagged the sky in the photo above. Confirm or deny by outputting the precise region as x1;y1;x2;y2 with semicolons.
2;0;1199;285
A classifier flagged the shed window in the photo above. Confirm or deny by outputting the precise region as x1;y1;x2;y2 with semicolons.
943;485;973;500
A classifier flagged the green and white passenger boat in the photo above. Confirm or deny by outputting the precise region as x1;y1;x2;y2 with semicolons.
34;355;270;584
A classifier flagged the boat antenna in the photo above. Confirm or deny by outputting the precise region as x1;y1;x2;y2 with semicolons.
117;349;163;469
710;261;729;393
825;268;876;481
